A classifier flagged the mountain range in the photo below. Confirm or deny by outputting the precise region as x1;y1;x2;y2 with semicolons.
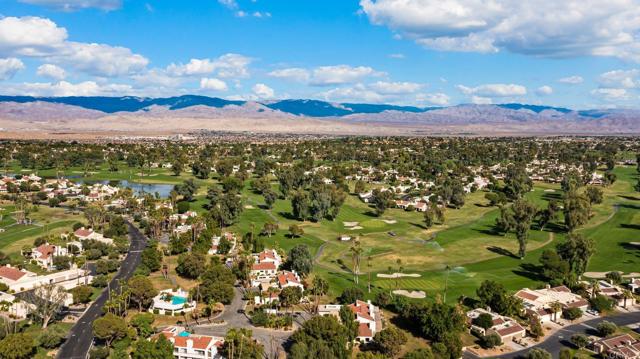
0;95;638;137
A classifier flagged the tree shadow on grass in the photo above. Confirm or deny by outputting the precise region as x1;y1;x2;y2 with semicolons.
512;263;546;282
363;210;379;218
618;195;640;201
620;223;640;231
541;192;564;201
487;246;519;259
617;203;640;210
409;222;428;230
277;211;298;220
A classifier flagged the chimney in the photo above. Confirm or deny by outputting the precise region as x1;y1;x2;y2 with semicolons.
545;284;551;289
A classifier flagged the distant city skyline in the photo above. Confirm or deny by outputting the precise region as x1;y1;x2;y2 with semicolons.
0;0;639;109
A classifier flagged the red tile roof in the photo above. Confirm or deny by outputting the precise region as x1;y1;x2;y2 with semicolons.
35;244;55;260
358;323;373;338
161;332;215;350
0;266;27;281
74;228;93;237
252;262;276;271
277;271;300;286
516;290;539;301
494;324;525;337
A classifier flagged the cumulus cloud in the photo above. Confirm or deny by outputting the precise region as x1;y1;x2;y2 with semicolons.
167;54;251;78
0;16;148;77
268;68;310;82
457;83;527;97
558;76;584;85
591;88;631;101
218;0;237;9
131;69;183;88
36;64;66;80
200;77;228;91
19;0;122;11
536;85;553;96
252;83;275;99
368;81;422;94
598;69;639;89
0;58;25;80
318;81;425;103
471;96;493;105
311;65;383;86
360;0;640;61
4;80;133;96
416;92;450;106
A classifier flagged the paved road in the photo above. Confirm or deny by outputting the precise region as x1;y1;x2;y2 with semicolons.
191;286;310;358
464;311;640;359
57;222;148;359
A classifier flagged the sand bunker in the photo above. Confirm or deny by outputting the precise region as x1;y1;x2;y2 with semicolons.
393;290;426;299
377;273;421;278
244;205;255;209
349;226;363;230
382;219;397;224
544;189;555;192
343;222;359;227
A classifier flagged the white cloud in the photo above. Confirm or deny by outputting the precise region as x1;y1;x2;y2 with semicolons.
252;83;275;99
0;16;68;57
598;69;639;89
218;0;237;9
591;88;631;101
319;84;387;103
4;80;132;96
0;58;25;80
0;16;148;77
471;96;493;105
558;75;584;84
268;68;311;82
360;0;640;61
311;65;383;86
368;81;422;94
19;0;122;11
131;69;183;87
200;77;228;91
389;53;405;59
457;83;527;97
416;92;450;106
36;64;66;80
56;42;148;77
167;54;252;78
535;85;553;96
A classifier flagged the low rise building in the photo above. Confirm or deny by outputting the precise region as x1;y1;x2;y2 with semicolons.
515;285;589;323
150;288;196;316
593;334;640;359
31;243;68;270
319;300;381;343
159;326;224;359
466;308;526;343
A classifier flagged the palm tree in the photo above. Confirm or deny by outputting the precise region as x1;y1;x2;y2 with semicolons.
367;256;372;293
395;259;403;290
549;301;562;322
443;265;451;303
591;280;600;298
349;240;363;284
621;289;634;309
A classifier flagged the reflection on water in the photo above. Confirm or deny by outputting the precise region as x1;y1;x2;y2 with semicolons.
76;179;174;198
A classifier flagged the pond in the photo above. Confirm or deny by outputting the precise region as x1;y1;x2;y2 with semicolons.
76;179;174;198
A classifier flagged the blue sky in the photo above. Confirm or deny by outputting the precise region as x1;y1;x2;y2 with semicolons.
0;0;639;109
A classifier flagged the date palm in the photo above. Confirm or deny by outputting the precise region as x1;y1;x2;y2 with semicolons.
350;240;363;284
549;301;562;322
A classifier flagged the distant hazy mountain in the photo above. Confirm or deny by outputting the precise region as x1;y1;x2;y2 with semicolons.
0;95;638;135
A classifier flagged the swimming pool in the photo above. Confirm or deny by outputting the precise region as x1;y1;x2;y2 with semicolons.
172;296;187;305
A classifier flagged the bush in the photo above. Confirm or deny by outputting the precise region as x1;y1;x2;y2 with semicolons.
473;313;494;330
562;307;583;321
571;333;589;349
37;325;67;348
86;248;103;260
559;348;573;359
481;332;502;349
605;271;622;284
89;346;110;359
177;201;190;214
590;295;614;312
526;348;552;359
597;321;617;337
92;275;108;288
338;287;364;304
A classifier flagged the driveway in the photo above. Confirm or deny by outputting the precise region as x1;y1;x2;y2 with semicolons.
57;222;148;359
191;286;310;358
464;311;640;359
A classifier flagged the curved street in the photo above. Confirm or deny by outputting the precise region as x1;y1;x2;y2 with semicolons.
57;221;148;359
464;311;640;359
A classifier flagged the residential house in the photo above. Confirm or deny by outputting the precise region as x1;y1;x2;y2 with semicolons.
159;326;224;359
319;300;381;343
593;334;640;359
629;278;640;294
466;308;526;343
73;227;114;245
515;285;589;323
0;264;92;292
150;288;196;316
31;243;68;270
